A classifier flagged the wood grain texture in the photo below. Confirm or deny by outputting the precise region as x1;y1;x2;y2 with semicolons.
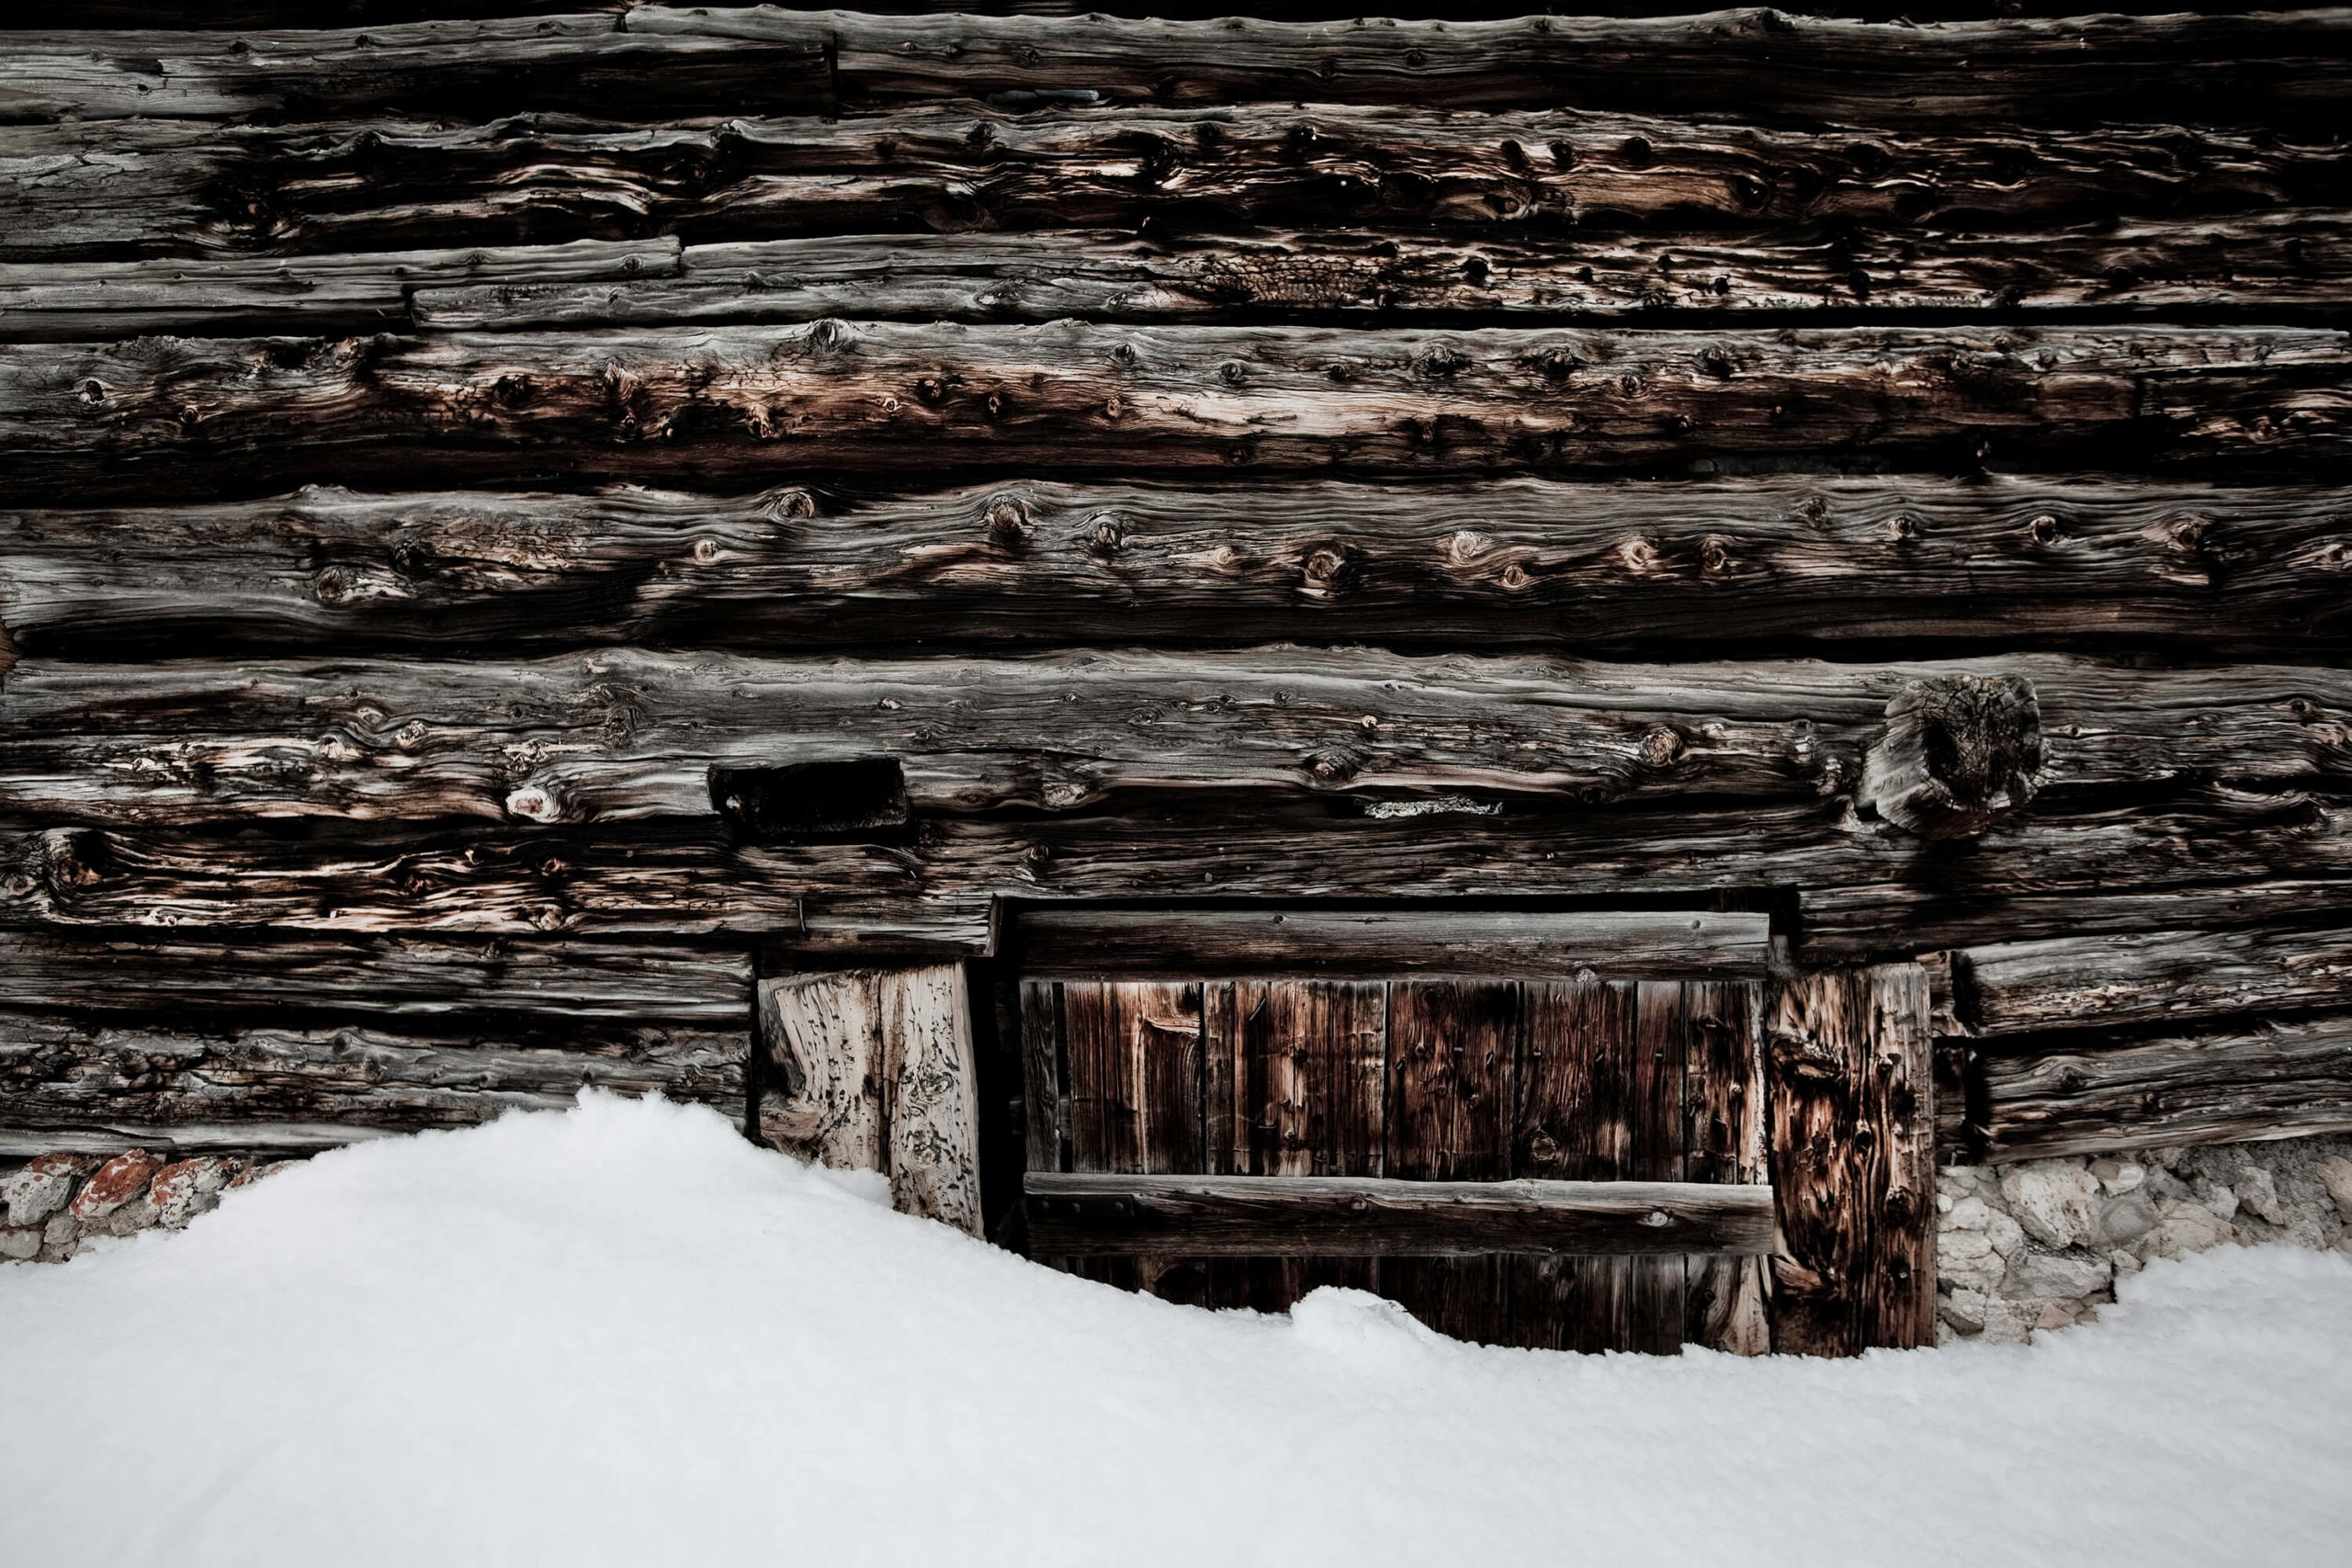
0;14;828;123
5;107;2340;264
5;649;2346;830
1767;964;1936;1355
0;1009;744;1154
0;928;752;1021
1023;1171;1777;1258
881;962;982;1233
411;217;2352;329
12;476;2348;661
0;240;678;343
824;8;2352;129
8;322;2348;497
1971;1012;2352;1162
1235;979;1385;1179
1682;980;1770;1354
1019;909;1769;979
1960;922;2352;1036
756;970;888;1171
1061;979;1202;1175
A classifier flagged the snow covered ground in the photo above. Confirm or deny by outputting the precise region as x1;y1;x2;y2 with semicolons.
3;1093;2346;1568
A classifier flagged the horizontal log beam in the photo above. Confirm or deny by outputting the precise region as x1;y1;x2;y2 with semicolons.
1970;1012;2352;1162
1016;908;1770;978
0;14;827;123
3;649;2344;828
0;1010;746;1155
1959;922;2352;1036
6;476;2346;661
0;930;754;1021
816;8;2352;130
1023;1170;1778;1258
0;239;678;343
408;218;2352;328
5;107;2338;263
6;323;2347;497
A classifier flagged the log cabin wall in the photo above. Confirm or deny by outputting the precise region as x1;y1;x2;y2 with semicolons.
4;2;2351;1345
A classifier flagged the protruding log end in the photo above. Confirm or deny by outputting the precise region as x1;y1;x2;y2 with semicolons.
1861;675;2043;840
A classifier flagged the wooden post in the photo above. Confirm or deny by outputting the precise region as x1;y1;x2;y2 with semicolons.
1766;965;1937;1355
757;964;984;1236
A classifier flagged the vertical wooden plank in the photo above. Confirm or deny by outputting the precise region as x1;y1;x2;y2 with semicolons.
1510;980;1635;1351
881;964;984;1236
1017;979;1065;1176
755;971;887;1171
1684;980;1772;1355
1062;981;1203;1175
1203;981;1239;1177
1138;982;1204;1175
1238;980;1385;1178
1768;964;1938;1356
1385;979;1516;1345
1626;981;1689;1355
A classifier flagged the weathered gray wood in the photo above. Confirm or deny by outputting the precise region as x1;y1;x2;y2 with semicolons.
1972;1012;2352;1162
0;15;828;123
1018;909;1770;980
1768;964;1936;1355
409;216;2352;329
5;107;2340;264
1023;1171;1776;1258
0;240;677;343
10;476;2348;660
0;1010;745;1155
8;322;2347;497
757;963;983;1233
0;930;752;1021
2;649;2344;829
1960;923;2352;1036
1683;980;1770;1355
819;7;2352;129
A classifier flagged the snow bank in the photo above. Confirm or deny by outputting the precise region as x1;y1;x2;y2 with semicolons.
3;1092;2346;1567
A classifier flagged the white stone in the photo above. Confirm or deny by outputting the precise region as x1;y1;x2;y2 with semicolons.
2196;1180;2239;1222
0;1226;40;1261
2094;1159;2146;1196
2233;1167;2285;1226
2005;1248;2113;1301
1943;1195;1989;1233
1978;1298;2040;1345
2000;1162;2101;1247
1;1156;84;1229
2315;1156;2352;1224
1985;1209;2027;1259
1940;1288;1991;1334
1938;1246;2006;1294
2110;1249;2142;1277
2141;1200;2234;1260
2095;1191;2159;1247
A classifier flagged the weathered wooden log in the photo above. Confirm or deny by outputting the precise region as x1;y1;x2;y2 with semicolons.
7;476;2347;660
0;1009;746;1156
0;3;622;28
1767;964;1936;1354
0;930;752;1021
6;788;2344;958
757;964;982;1234
0;239;677;343
6;106;2340;263
3;649;2344;828
1958;922;2352;1036
0;14;828;123
1022;1171;1778;1258
7;322;2349;498
1017;908;1770;978
818;7;2352;130
1860;674;2044;840
0;823;807;935
1969;1012;2352;1162
410;217;2352;328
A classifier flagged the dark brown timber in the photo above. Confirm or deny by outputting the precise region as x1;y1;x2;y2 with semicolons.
0;649;2343;828
8;477;2349;661
5;107;2343;263
1959;923;2352;1036
1969;1012;2352;1162
7;322;2351;499
1768;964;1936;1355
0;1010;746;1156
1022;1171;1778;1258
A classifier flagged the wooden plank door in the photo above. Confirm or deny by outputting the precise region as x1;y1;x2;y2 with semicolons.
1021;973;1771;1353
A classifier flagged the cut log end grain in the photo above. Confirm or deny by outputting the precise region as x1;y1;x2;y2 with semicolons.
1861;674;2045;840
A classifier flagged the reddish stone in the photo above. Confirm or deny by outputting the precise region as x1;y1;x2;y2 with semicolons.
2;1154;95;1228
68;1150;164;1220
149;1156;241;1228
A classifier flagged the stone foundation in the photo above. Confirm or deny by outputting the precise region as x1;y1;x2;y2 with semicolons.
1937;1135;2352;1344
1;1150;298;1263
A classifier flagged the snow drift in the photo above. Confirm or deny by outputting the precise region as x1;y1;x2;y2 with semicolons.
2;1091;2346;1567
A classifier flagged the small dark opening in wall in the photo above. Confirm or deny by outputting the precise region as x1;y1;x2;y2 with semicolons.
709;760;913;844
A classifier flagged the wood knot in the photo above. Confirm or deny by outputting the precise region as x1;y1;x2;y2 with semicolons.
987;497;1029;546
1638;726;1686;767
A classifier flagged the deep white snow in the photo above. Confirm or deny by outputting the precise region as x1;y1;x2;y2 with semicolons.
2;1092;2346;1567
